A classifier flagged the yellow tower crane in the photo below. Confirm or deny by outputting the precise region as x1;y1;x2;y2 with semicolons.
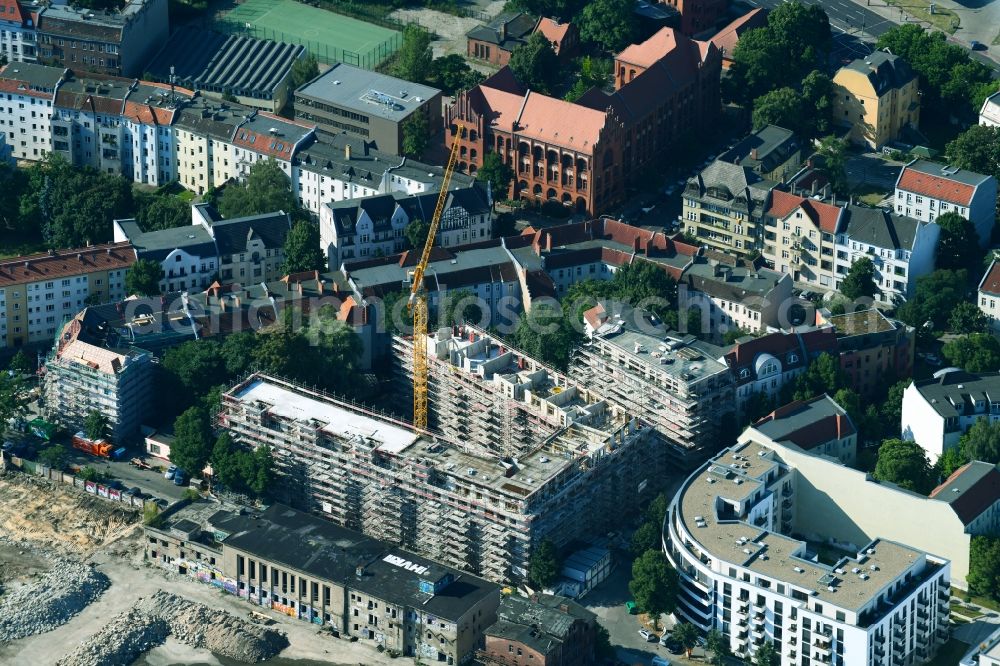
408;123;464;432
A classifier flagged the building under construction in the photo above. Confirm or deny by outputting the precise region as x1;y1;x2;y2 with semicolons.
219;367;660;584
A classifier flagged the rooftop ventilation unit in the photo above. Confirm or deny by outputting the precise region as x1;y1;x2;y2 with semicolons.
793;566;804;573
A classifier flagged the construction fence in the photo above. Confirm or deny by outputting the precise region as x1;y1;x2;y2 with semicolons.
5;454;152;511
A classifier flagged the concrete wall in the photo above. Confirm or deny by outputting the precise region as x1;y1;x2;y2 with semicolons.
901;381;953;462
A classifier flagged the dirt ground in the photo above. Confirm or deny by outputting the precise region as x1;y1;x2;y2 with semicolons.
390;1;505;59
0;472;413;665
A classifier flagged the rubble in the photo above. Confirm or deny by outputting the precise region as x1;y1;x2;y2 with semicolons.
0;559;110;642
55;608;170;666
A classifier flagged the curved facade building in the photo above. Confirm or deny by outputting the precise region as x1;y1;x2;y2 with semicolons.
664;439;951;666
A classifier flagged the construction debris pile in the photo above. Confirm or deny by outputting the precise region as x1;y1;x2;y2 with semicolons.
0;559;110;642
57;591;288;666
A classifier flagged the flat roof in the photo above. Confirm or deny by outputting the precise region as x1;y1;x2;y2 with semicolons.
233;378;419;453
296;63;440;123
827;308;896;336
677;442;932;613
345;245;517;294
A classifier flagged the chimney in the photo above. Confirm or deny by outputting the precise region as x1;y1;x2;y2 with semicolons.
318;279;325;295
751;148;759;161
811;179;818;195
363;141;370;157
545;233;552;252
345;143;352;160
633;235;640;253
498;17;507;42
233;294;241;308
297;281;303;295
219;297;226;312
822;183;831;199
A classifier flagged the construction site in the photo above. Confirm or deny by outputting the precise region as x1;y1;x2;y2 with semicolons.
219;326;665;584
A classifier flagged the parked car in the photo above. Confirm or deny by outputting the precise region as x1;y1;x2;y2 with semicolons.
664;639;684;655
925;354;942;367
971;40;985;51
625;601;638;615
639;629;657;642
173;470;187;486
164;465;177;480
128;487;143;498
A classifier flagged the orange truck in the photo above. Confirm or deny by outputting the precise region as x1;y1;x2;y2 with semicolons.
72;433;126;460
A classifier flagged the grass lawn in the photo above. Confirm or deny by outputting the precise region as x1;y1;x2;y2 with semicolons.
0;242;46;260
220;0;400;67
926;638;969;665
880;0;960;34
851;183;889;207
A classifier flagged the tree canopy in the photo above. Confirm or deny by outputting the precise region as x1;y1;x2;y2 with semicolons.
211;433;274;498
405;218;431;251
84;410;108;442
946;124;1000;220
578;0;636;52
672;622;699;656
430;54;485;95
0;372;30;430
935;212;980;272
968;535;1000;601
282;221;326;274
754;641;779;666
169;407;213;475
529;539;560;587
218;159;298;219
564;57;613;103
509;32;559;93
839;257;878;300
125;259;165;297
393;25;433;85
873;438;934;494
942;333;1000;372
960;418;1000;464
630;550;679;624
896;269;968;332
790;353;845;402
289;54;319;91
949;302;989;334
401;110;430;159
630;522;661;557
134;191;192;232
478;152;513;201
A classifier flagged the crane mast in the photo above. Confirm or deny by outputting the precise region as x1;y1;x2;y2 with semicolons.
409;123;464;432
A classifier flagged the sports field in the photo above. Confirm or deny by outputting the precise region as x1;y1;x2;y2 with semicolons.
220;0;401;68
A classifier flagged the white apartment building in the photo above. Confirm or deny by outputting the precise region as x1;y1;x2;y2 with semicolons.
981;91;1000;127
321;183;492;267
961;626;1000;666
0;62;58;161
902;369;1000;463
665;438;951;666
929;461;1000;538
834;205;938;304
763;189;845;291
979;259;1000;334
112;219;217;293
0;243;134;348
894;160;997;249
0;0;36;64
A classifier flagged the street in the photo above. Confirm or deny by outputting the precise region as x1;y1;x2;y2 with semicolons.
63;450;187;503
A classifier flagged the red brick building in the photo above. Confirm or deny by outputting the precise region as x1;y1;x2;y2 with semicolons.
446;27;720;216
661;0;728;35
466;13;577;67
482;594;598;666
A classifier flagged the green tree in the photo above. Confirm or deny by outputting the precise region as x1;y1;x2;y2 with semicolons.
512;301;580;370
289;53;319;91
401;111;429;159
936;211;981;271
162;340;228;402
84;410;108;442
791;353;844;401
0;161;30;243
610;260;677;322
478;152;514;201
959;418;1000;464
431;54;485;95
564;56;613;102
839;257;878;300
949;301;989;334
578;0;636;52
752;87;806;135
246;445;275;496
942;333;1000;373
0;372;30;429
7;350;32;376
220;331;260;376
671;622;699;657
646;492;669;525
125;258;164;297
77;466;103;483
393;25;433;84
38;444;69;470
211;432;243;491
801;70;834;138
968;535;1000;601
169;407;212;475
706;628;729;666
754;640;779;666
880;380;909;436
529;539;560;587
725;28;784;104
219;159;298;218
817;135;849;195
135;192;191;231
936;445;970;478
629;550;679;628
509;32;558;94
282;220;326;274
896;269;969;332
440;289;484;327
947;124;1000;183
630;522;660;556
873;438;934;494
405;217;431;251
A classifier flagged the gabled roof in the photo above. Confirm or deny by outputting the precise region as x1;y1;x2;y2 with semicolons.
930;461;1000;526
209;211;291;255
466;12;538;49
534;18;571;53
767;189;843;233
753;394;856;451
981;91;1000;126
117;219;217;262
0;242;135;287
842;205;921;251
617;26;683;69
840;51;916;96
896;160;989;207
710;7;767;59
0;0;27;27
979;259;1000;297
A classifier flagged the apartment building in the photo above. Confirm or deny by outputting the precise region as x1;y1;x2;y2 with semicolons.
894;159;997;249
0;242;134;348
35;0;168;77
321;182;491;267
751;394;859;466
763;189;845;290
447;27;720;216
219;372;656;584
825;309;914;400
832;51;920;149
930;462;1000;538
902;369;1000;463
679;252;793;337
665;439;952;665
981;91;1000;127
710;8;767;69
42;309;153;442
483;594;597;666
722;328;838;421
571;306;735;460
114;220;217;293
979;259;1000;334
682;159;775;256
0;0;36;64
0;61;61;161
146;501;501;665
147;27;304;113
294;63;441;156
466;13;576;66
834;204;938;304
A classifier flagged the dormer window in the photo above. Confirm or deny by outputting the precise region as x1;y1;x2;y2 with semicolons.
787;353;798;364
739;368;750;379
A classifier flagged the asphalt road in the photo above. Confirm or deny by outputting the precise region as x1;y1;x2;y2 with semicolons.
63;450;187;502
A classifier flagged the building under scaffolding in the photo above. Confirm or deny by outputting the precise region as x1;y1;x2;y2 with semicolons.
219;372;660;584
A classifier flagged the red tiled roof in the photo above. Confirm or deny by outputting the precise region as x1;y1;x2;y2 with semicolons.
0;77;53;100
930;462;1000;525
583;303;607;331
897;167;975;207
0;243;135;288
534;18;571;54
123;100;175;125
980;260;1000;296
617;27;681;69
710;8;767;58
0;0;26;26
768;189;843;233
754;396;857;449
